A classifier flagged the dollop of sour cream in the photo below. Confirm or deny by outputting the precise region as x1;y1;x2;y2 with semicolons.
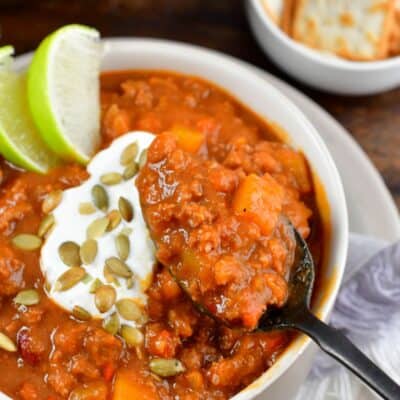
41;131;156;328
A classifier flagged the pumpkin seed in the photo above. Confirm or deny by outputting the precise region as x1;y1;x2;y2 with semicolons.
91;184;109;212
107;210;121;232
104;264;119;286
149;358;185;377
79;202;96;215
123;162;139;180
87;217;109;239
126;277;134;289
118;197;133;222
42;190;63;214
38;214;55;238
138;149;148;168
0;332;17;352
72;305;91;321
120;325;144;347
120;227;133;236
13;289;40;306
55;267;86;291
105;257;132;278
100;172;123;186
116;299;145;322
12;234;42;251
44;281;51;293
95;285;116;313
120;142;138;166
103;312;120;335
58;241;81;266
115;234;130;261
82;273;92;284
80;239;98;264
89;278;103;294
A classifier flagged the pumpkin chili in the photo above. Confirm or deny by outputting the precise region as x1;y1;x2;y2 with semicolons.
0;71;324;400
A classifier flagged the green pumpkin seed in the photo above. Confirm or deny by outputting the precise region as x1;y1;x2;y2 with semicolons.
72;305;92;321
91;184;109;212
38;214;55;238
0;332;17;352
55;267;86;291
58;241;81;266
103;312;120;335
116;299;145;322
44;281;51;293
120;325;144;347
95;285;116;313
12;234;42;251
120;227;133;236
82;273;92;284
42;190;63;214
120;142;138;166
149;358;185;377
118;197;133;222
89;278;103;294
115;234;130;261
105;257;132;278
87;217;109;239
79;202;96;215
126;277;134;289
80;239;98;264
107;210;122;232
123;162;139;180
100;172;123;186
138;149;148;168
13;289;40;306
104;265;119;286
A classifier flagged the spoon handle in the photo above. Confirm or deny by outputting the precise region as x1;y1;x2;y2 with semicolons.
294;310;400;400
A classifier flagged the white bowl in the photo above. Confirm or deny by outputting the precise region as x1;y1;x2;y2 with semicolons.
246;0;400;95
13;39;348;400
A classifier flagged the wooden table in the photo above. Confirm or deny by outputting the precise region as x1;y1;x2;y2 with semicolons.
1;0;399;210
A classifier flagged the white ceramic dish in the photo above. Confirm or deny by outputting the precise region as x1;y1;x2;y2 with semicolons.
10;39;348;400
246;0;400;95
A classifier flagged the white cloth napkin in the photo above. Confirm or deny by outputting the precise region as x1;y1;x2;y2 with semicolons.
296;233;400;400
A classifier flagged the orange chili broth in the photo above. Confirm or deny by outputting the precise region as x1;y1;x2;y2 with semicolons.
101;69;330;336
0;69;330;400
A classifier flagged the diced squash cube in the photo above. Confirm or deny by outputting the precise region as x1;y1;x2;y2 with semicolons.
113;370;159;400
170;125;204;153
232;174;284;236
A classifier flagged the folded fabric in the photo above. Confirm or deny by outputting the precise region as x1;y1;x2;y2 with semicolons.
296;233;400;400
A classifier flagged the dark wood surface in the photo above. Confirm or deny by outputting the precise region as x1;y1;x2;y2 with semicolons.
1;0;399;210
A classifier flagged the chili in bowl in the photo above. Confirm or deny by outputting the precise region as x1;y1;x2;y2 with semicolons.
0;40;348;400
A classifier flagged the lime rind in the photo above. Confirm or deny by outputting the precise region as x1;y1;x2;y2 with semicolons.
0;66;59;173
27;24;102;164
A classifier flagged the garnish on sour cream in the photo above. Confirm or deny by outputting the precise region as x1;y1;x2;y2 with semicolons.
40;131;156;330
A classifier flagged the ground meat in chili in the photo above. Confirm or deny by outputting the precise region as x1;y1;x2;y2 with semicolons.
0;71;324;400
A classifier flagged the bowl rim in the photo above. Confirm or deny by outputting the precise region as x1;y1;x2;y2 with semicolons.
250;0;400;71
13;38;349;400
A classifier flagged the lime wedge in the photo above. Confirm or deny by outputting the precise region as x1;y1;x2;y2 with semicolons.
27;24;102;164
0;46;59;173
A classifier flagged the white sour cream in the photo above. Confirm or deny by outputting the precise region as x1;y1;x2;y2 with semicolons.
40;131;156;328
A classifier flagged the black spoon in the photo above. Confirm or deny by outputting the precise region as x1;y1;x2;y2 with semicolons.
258;228;400;400
173;228;400;400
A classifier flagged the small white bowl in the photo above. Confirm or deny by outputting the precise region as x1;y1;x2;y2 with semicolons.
247;0;400;95
13;39;348;400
